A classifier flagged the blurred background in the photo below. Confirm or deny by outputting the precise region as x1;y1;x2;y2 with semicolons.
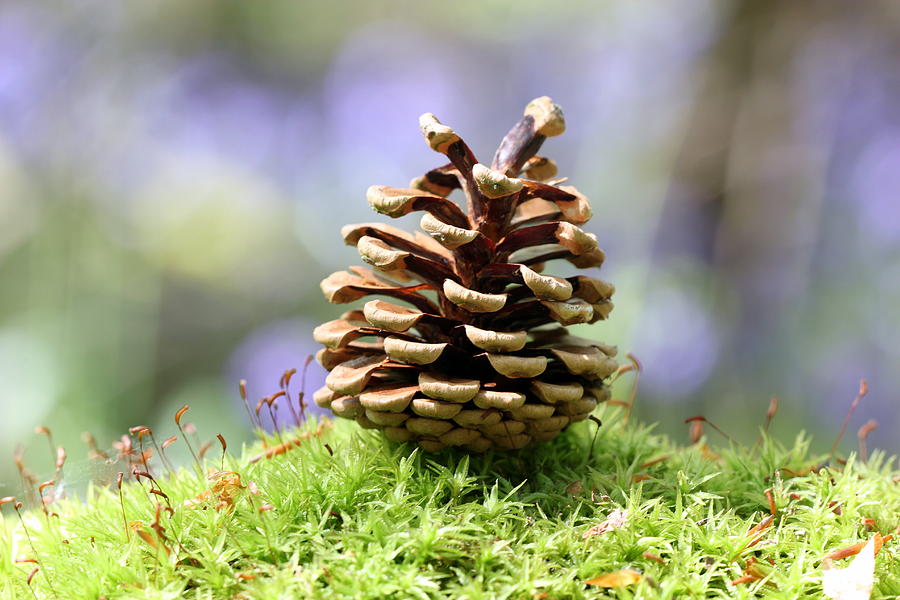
2;0;899;491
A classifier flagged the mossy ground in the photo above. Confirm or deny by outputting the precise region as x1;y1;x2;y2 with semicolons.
2;405;900;599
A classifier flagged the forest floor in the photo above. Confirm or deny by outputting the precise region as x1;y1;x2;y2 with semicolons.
2;404;900;599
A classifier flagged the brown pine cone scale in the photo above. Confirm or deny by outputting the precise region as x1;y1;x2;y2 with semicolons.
313;97;616;452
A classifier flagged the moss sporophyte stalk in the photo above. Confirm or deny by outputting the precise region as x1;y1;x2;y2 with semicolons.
313;96;618;452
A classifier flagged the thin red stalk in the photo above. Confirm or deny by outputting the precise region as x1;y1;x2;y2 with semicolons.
136;471;173;510
81;432;110;461
280;370;300;426
25;568;41;600
298;355;314;423
763;396;778;433
764;488;776;516
684;416;737;446
689;420;704;445
174;405;201;468
266;399;280;438
13;501;58;598
34;427;56;469
239;379;259;430
622;353;642;425
198;441;213;460
858;419;878;463
37;480;55;527
13;445;36;507
159;435;177;471
752;396;780;452
133;430;152;478
243;482;273;554
148;431;174;474
263;396;284;444
831;379;868;457
587;416;603;460
216;434;227;472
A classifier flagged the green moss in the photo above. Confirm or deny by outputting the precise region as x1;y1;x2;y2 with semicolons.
3;408;900;599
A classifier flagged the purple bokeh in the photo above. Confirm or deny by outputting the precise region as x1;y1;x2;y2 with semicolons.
851;133;900;247
322;21;468;194
633;285;721;400
227;318;328;431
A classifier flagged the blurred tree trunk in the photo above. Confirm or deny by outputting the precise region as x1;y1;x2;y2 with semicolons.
655;0;856;348
652;0;766;266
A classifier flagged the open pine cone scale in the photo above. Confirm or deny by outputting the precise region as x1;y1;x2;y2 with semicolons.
313;97;616;452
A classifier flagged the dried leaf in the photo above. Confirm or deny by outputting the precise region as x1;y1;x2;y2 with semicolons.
699;444;721;461
183;471;245;512
747;515;774;540
825;532;889;561
823;536;876;599
583;508;629;539
639;454;671;469
129;521;171;556
249;421;332;463
731;557;775;587
584;568;642;588
565;481;583;495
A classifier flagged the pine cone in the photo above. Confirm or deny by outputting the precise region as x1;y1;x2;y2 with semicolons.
313;97;617;452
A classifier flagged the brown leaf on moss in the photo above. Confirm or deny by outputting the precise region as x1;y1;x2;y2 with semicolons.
183;471;245;512
584;568;641;587
823;536;876;599
582;508;629;539
730;557;775;587
699;444;721;461
639;454;671;469
825;532;891;561
747;515;774;542
129;521;171;556
565;481;583;495
249;420;332;463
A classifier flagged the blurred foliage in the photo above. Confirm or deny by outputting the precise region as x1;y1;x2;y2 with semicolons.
2;0;900;492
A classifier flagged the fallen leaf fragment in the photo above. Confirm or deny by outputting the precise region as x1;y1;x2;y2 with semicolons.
565;481;583;495
825;533;890;561
822;536;876;600
639;454;670;469
746;514;775;549
699;444;721;461
184;471;245;512
249;421;332;463
731;557;774;587
747;514;774;536
583;508;629;539
584;568;641;588
129;520;171;556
